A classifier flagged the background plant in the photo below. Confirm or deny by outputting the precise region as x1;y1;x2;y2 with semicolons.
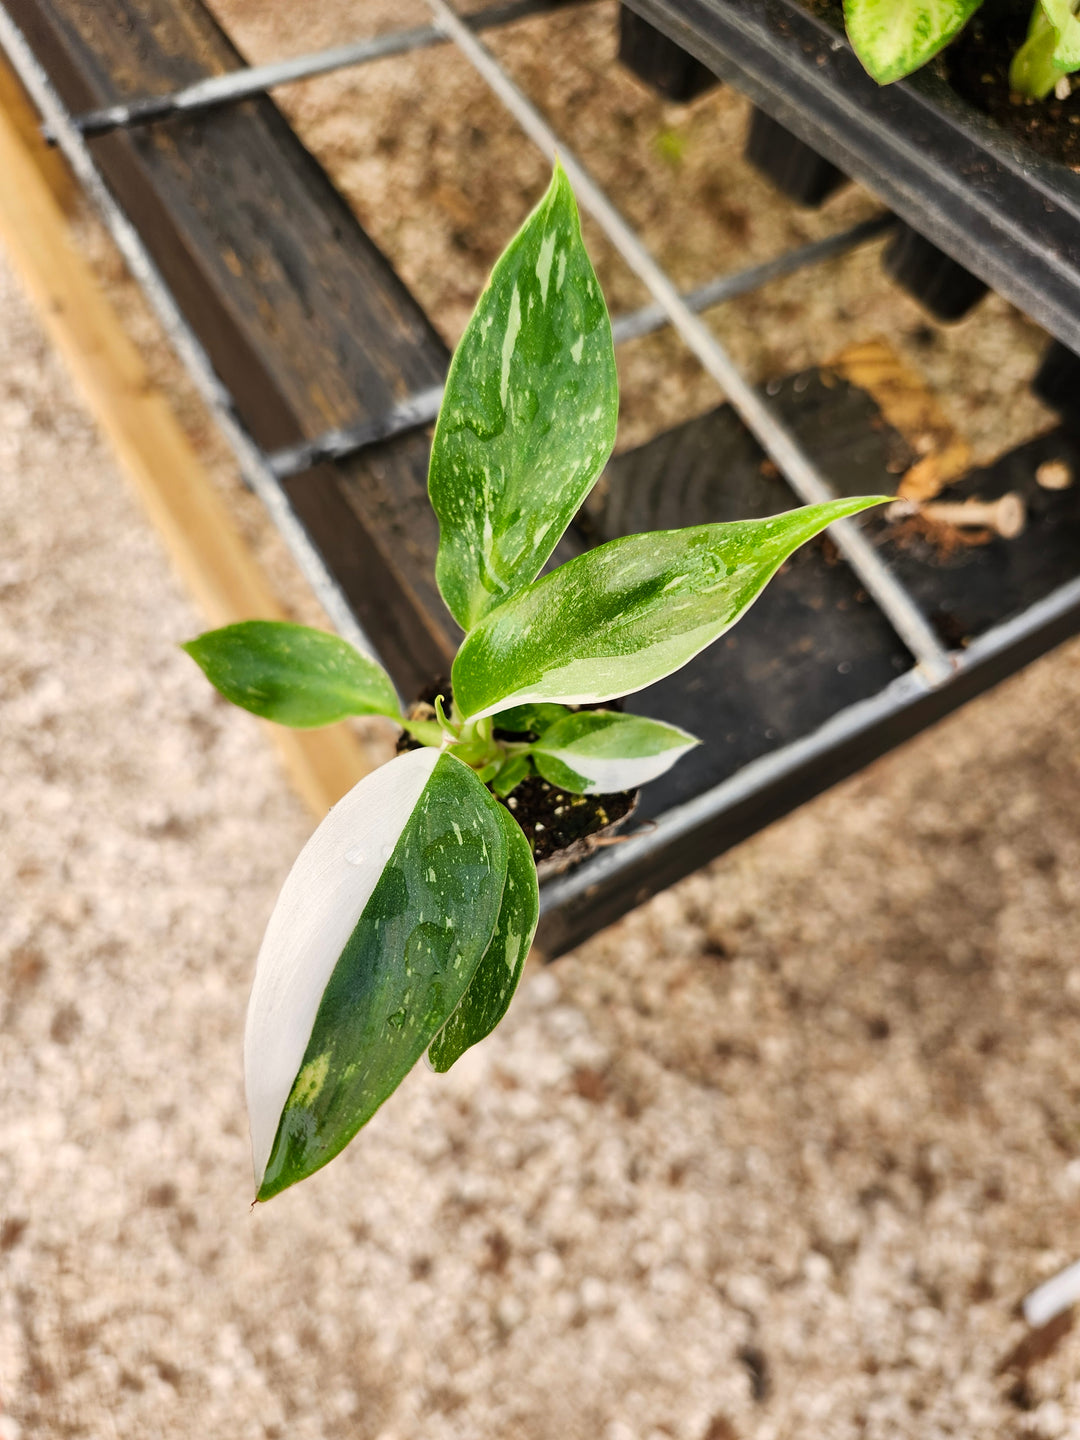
843;0;1079;97
185;162;885;1200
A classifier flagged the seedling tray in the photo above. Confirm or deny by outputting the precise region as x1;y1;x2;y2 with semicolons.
5;0;1080;963
620;0;1080;353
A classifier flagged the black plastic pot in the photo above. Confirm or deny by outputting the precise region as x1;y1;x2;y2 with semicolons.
1034;341;1080;430
743;107;847;207
618;0;1080;353
618;6;718;101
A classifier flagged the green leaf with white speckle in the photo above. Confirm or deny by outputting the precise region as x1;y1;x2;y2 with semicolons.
247;748;508;1199
427;800;539;1072
844;0;982;82
451;498;889;721
428;161;618;631
182;621;401;727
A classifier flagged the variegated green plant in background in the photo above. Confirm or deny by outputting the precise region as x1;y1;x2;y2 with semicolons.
185;162;887;1200
842;0;1079;98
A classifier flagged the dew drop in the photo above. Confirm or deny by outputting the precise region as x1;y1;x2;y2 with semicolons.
344;846;366;866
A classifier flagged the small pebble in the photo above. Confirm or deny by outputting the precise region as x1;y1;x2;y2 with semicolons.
1036;459;1073;491
1056;75;1072;101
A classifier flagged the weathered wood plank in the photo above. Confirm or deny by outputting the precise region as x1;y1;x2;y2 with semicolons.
7;0;459;697
0;53;379;816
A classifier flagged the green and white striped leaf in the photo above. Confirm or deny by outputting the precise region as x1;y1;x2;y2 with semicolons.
844;0;982;82
427;801;539;1072
428;161;618;631
531;711;699;795
247;747;508;1199
1044;0;1080;67
183;621;401;728
452;498;888;721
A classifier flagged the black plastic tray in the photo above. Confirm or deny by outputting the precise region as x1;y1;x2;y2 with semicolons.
621;0;1080;351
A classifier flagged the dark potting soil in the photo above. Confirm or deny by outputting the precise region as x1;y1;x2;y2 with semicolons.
796;0;1080;169
395;680;638;865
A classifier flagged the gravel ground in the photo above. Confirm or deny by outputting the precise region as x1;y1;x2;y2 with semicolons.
4;5;1080;1438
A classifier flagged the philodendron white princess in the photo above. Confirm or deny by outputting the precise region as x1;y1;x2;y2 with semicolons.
185;162;888;1200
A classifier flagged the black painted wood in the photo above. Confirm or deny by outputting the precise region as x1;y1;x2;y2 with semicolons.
7;0;458;699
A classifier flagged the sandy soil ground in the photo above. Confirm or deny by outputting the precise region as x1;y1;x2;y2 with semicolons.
3;3;1080;1438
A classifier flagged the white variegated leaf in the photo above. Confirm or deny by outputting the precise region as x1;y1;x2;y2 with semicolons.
246;748;509;1198
452;498;888;722
428;161;618;631
531;711;699;794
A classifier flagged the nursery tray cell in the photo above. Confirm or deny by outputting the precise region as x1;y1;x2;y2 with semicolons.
618;0;1080;353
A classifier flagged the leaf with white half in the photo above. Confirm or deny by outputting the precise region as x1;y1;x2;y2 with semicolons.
531;711;699;795
452;497;889;721
844;0;982;81
183;621;401;727
427;801;539;1072
428;161;618;631
247;748;508;1199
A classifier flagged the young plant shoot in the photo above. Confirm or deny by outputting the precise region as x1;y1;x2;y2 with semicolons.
1010;0;1080;98
185;162;888;1200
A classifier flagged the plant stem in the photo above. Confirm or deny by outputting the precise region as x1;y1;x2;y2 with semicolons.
1011;1;1070;98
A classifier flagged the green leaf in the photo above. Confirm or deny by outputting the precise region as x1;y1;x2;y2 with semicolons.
844;0;982;82
492;701;572;735
532;710;699;795
251;750;508;1199
183;621;400;728
1043;0;1080;67
427;801;539;1072
452;498;889;721
490;754;534;798
1009;0;1074;94
428;160;619;631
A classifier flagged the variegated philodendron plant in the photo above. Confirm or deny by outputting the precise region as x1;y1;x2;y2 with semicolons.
842;0;1080;96
185;162;886;1200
